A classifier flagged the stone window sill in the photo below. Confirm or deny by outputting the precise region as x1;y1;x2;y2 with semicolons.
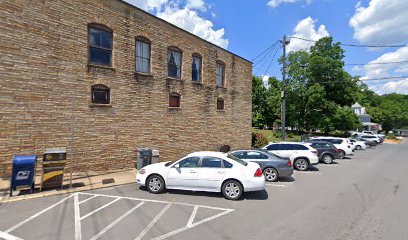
168;107;182;111
89;103;113;108
166;77;184;81
135;72;153;77
216;110;226;112
87;64;116;71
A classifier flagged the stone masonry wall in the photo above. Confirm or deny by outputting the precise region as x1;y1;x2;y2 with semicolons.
0;0;252;177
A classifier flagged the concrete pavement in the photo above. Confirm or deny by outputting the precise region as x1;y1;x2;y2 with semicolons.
0;140;407;240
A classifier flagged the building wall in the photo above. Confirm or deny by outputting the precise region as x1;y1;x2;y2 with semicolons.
0;0;252;176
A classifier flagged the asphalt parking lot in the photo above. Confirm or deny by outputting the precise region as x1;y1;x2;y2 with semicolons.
1;140;407;240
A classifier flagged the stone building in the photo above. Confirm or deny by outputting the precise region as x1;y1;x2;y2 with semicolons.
0;0;252;176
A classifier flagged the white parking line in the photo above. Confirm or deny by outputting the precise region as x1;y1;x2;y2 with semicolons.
265;184;287;188
74;193;82;240
79;195;98;204
187;205;199;228
80;198;121;220
0;231;23;240
295;171;323;175
135;203;172;240
5;194;73;233
90;201;145;240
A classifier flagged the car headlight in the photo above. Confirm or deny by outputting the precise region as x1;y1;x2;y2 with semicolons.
138;169;146;175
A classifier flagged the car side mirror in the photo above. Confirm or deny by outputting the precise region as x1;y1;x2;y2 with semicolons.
174;163;180;168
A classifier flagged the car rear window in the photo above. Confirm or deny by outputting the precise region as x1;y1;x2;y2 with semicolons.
226;154;248;166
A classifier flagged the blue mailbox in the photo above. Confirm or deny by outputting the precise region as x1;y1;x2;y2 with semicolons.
10;155;37;196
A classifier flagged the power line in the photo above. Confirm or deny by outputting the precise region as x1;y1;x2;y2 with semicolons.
345;60;408;66
261;45;282;77
251;41;280;62
253;43;280;74
290;36;408;48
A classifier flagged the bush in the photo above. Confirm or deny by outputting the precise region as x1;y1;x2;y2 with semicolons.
273;131;282;138
287;132;294;138
252;132;269;148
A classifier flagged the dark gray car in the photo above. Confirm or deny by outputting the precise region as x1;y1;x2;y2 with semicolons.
307;141;339;164
229;149;293;182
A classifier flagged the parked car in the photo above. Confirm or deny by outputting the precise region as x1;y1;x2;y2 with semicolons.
360;135;382;144
229;149;293;182
261;142;319;171
306;141;339;164
136;151;265;200
310;137;353;159
361;131;385;142
354;136;377;147
349;139;367;150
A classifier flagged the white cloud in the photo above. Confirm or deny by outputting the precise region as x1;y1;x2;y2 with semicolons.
157;7;229;48
267;0;312;8
370;78;408;95
186;0;207;12
359;46;408;79
349;0;408;45
287;17;329;52
262;75;270;87
125;0;168;11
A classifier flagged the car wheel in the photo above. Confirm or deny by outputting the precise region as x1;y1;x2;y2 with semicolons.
355;145;362;150
294;158;309;171
222;180;243;200
147;175;165;194
322;154;333;164
263;168;279;182
338;150;346;159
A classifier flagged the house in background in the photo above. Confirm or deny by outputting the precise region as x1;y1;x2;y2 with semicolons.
351;102;382;131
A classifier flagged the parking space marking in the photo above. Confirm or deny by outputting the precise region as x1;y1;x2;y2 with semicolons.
0;231;23;240
265;184;287;188
295;171;323;175
90;201;145;240
5;194;73;234
80;198;121;220
79;195;98;204
135;203;172;240
74;193;82;240
2;192;234;240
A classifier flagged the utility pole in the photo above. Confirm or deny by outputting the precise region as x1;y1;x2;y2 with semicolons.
70;96;75;189
281;35;290;141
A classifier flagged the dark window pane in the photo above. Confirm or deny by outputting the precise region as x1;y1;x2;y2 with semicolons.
169;95;180;108
168;49;182;79
217;99;224;110
192;56;201;82
216;63;224;87
90;47;111;66
136;40;150;73
267;144;280;150
91;86;110;104
178;157;199;168
231;152;245;159
201;157;222;168
223;160;233;168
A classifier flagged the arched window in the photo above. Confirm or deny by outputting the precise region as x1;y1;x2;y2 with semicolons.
168;47;182;79
216;61;225;87
135;36;151;73
91;84;110;104
192;53;202;83
169;93;181;108
88;24;113;66
217;98;225;110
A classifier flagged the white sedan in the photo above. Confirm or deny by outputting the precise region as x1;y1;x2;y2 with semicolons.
136;151;265;200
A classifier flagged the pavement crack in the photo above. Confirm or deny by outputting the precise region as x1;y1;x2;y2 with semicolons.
393;184;400;195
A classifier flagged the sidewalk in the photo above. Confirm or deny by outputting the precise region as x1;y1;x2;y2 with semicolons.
0;168;137;203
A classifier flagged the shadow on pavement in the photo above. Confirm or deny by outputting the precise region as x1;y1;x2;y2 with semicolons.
279;176;295;182
307;166;320;171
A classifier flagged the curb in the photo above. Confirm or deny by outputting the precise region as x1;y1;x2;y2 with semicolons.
0;181;135;204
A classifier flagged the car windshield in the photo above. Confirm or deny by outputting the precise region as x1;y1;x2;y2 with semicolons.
227;154;248;166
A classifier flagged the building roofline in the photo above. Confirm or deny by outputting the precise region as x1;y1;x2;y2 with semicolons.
116;0;252;64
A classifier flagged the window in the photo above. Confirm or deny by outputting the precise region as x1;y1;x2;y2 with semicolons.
88;24;112;66
136;38;150;73
91;85;110;104
168;48;182;79
216;62;225;87
231;151;245;159
293;144;309;150
266;144;281;151
217;98;224;110
223;160;233;168
280;144;294;150
192;54;202;83
169;93;181;108
201;157;222;168
178;157;199;168
246;151;268;159
227;154;248;166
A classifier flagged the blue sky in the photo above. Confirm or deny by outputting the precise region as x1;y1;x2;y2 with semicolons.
125;0;408;95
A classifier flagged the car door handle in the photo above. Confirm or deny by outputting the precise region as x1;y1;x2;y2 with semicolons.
189;170;197;173
218;171;225;174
